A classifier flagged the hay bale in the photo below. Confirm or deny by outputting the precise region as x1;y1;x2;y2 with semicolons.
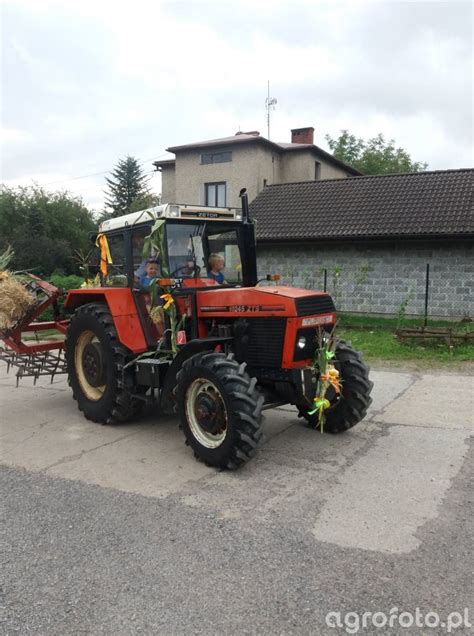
0;272;36;331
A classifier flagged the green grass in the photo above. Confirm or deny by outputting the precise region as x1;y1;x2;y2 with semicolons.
337;313;473;363
337;312;471;331
22;328;64;341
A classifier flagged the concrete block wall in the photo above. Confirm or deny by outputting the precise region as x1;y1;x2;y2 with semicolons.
256;241;474;318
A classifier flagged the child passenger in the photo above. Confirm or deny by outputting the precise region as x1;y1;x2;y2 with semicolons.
140;258;160;287
207;253;225;284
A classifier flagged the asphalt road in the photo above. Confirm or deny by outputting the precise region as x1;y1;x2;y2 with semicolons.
1;363;473;635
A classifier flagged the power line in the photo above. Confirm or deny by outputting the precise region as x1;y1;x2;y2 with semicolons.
36;153;169;188
62;171;158;197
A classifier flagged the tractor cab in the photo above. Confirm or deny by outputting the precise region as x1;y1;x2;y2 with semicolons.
95;202;257;291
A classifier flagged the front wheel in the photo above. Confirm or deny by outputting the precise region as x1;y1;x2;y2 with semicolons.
298;341;373;433
176;352;264;469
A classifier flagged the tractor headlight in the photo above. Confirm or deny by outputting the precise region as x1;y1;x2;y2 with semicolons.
297;335;307;349
294;328;318;361
169;205;180;217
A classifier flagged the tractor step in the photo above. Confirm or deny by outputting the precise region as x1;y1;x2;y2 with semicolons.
135;357;171;388
0;345;67;385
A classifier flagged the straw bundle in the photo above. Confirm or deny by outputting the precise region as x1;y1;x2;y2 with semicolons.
0;247;36;332
0;273;36;331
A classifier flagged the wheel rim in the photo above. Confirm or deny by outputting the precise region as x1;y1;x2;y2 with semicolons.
75;330;106;401
185;378;228;449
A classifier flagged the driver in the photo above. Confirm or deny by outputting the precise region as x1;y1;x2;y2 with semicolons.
180;259;198;276
207;253;226;284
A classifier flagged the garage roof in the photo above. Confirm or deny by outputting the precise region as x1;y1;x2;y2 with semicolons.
250;168;474;241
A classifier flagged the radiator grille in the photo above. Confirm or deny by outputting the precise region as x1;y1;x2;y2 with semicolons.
245;318;286;367
295;295;335;316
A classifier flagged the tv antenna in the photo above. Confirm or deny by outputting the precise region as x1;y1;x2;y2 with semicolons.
265;80;277;139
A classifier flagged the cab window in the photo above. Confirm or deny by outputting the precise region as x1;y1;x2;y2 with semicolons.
207;229;242;284
131;225;155;284
167;223;203;276
106;233;128;287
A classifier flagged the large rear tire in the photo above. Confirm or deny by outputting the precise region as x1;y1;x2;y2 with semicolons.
298;341;373;433
65;303;141;424
176;352;264;469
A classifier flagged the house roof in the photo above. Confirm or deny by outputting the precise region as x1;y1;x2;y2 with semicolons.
153;133;361;175
155;159;175;168
250;168;474;242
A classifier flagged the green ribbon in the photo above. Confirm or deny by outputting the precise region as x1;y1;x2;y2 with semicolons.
308;397;331;415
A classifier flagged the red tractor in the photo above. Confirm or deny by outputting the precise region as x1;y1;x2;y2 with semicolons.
1;190;372;469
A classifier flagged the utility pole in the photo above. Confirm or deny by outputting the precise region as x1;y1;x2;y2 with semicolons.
265;80;277;140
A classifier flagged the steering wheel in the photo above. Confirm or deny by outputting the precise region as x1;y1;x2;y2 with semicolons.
170;264;201;277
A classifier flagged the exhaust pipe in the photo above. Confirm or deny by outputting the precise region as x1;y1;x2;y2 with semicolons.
239;188;250;222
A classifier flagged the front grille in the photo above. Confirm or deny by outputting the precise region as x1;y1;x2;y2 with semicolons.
245;318;286;367
295;295;335;316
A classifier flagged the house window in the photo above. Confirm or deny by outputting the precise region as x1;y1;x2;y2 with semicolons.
201;151;232;165
263;179;268;188
205;182;226;207
315;161;321;180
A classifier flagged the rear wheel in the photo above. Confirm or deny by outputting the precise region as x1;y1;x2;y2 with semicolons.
65;303;141;424
176;352;263;469
298;341;373;433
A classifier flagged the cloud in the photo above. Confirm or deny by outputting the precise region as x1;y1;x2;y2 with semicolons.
1;0;472;210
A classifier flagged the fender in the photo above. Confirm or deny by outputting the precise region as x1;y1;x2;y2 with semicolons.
64;288;148;354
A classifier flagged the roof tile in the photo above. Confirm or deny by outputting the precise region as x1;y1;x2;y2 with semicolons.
250;169;474;241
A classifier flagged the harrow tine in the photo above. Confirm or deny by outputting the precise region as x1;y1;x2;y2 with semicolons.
0;345;67;385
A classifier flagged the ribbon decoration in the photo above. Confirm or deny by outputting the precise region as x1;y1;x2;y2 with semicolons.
320;365;341;394
95;233;112;277
308;397;331;416
306;326;342;433
160;293;175;311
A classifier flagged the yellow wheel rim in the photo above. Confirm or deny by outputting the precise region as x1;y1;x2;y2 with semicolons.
74;330;106;401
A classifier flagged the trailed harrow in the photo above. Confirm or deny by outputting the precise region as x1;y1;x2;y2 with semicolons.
0;276;69;384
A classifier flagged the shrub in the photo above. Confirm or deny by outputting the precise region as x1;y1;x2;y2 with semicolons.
39;272;84;321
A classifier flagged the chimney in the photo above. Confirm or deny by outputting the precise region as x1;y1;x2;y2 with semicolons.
291;127;314;145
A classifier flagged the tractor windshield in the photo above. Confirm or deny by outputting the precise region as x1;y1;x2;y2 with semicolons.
166;222;243;284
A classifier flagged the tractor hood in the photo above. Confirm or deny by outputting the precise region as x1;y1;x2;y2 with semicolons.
196;286;336;318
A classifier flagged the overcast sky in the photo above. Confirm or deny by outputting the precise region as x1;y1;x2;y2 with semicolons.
1;0;472;213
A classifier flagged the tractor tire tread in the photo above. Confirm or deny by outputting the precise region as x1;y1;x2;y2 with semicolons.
176;352;263;469
297;340;373;434
65;302;142;425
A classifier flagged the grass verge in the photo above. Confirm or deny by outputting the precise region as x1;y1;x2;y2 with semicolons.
337;313;473;364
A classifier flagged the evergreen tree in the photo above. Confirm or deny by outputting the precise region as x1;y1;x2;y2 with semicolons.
104;156;150;217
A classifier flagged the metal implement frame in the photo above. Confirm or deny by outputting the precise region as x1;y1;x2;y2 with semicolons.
0;276;70;383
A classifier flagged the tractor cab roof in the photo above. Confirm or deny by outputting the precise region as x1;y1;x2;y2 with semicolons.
99;203;243;233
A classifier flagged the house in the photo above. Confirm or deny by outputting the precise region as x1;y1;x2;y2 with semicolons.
153;127;360;208
250;168;474;318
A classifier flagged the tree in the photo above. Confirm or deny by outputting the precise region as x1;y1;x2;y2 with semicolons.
104;156;151;217
325;130;428;175
129;192;161;213
0;184;96;276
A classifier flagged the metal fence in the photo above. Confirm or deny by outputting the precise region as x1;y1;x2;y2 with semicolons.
278;263;472;323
